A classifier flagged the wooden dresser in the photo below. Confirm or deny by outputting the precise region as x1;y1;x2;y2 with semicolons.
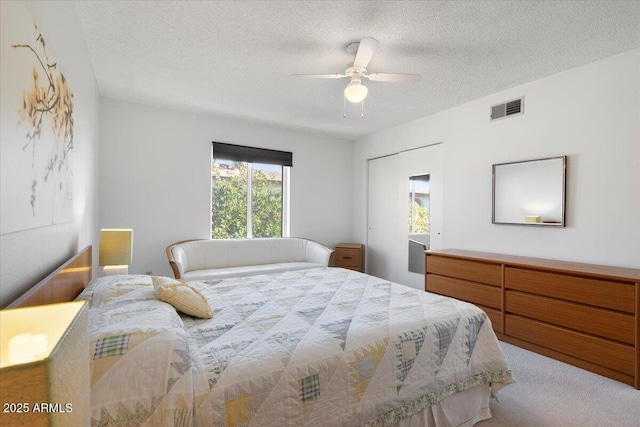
425;249;640;389
333;243;365;272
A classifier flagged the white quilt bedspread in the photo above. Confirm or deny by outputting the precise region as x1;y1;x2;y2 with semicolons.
79;268;513;427
186;268;513;426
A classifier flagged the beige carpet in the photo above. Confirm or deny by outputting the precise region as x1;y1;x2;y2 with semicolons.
477;342;640;427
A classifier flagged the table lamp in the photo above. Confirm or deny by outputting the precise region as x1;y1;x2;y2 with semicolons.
0;301;89;426
99;228;133;276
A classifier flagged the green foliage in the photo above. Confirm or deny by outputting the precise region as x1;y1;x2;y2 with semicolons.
251;168;282;237
211;163;247;238
409;201;430;233
211;162;282;238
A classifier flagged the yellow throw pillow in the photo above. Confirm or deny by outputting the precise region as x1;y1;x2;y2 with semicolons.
151;276;213;319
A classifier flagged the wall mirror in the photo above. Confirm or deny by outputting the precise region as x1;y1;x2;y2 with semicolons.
492;156;566;227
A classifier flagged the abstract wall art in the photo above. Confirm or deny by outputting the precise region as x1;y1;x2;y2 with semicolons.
1;1;75;234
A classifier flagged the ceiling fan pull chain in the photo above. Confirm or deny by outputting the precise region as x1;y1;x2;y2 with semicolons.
343;95;347;118
361;99;365;118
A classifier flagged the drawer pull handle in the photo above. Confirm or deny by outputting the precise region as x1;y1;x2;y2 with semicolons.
342;256;353;259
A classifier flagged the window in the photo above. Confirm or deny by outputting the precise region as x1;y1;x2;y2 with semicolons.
211;142;291;238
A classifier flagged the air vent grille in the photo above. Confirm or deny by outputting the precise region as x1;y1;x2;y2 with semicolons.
490;97;524;121
506;99;522;115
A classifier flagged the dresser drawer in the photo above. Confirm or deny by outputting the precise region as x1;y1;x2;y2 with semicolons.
426;249;640;389
426;274;501;309
505;267;635;313
505;290;634;344
426;256;501;286
505;314;634;375
477;304;502;333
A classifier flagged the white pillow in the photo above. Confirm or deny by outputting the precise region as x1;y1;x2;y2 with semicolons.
151;276;213;319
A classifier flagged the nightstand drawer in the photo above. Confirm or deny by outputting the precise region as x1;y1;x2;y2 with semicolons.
333;243;364;272
336;249;360;267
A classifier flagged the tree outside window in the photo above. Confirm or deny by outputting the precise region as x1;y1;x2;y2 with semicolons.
211;160;285;238
409;174;430;234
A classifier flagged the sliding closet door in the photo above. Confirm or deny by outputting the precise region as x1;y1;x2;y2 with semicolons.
367;154;404;281
400;143;444;254
367;144;443;289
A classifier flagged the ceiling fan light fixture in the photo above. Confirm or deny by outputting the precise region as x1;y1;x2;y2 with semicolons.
344;80;368;103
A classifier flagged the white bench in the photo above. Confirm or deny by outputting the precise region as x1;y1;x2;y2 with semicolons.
166;238;334;281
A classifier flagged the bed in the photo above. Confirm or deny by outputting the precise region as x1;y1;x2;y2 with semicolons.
8;246;514;426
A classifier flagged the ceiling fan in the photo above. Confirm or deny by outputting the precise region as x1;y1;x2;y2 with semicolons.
291;37;421;117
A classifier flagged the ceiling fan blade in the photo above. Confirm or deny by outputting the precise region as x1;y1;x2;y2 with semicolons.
353;37;379;68
290;73;347;79
366;73;422;83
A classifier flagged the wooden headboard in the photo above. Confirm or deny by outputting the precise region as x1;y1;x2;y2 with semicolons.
5;245;93;309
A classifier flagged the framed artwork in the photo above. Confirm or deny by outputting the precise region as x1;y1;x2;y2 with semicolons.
1;1;75;234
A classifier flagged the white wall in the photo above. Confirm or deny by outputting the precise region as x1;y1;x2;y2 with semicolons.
0;1;100;307
353;48;640;269
99;99;353;277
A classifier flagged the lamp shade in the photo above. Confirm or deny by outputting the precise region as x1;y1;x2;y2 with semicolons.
99;229;133;266
344;80;368;103
0;301;89;426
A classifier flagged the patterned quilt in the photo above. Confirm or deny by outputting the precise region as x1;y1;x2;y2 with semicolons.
78;268;513;427
78;275;195;426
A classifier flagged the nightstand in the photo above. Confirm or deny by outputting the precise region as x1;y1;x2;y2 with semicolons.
333;243;365;272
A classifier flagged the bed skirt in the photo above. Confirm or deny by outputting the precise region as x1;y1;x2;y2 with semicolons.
392;384;491;427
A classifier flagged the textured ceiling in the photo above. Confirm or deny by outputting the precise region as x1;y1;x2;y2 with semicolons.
73;1;640;140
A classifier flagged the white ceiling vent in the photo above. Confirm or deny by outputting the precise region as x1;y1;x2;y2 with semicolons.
490;97;524;121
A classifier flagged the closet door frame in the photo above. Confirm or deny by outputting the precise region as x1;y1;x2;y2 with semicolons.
366;143;443;289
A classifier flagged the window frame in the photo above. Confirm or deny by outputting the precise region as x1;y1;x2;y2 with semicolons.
211;142;292;239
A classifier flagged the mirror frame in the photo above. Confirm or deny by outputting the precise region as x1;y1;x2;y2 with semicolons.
492;155;567;227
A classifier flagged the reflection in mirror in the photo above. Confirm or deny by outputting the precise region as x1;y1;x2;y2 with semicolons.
492;156;566;227
408;174;430;274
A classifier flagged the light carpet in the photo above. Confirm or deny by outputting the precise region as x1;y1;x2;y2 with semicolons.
477;341;640;427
